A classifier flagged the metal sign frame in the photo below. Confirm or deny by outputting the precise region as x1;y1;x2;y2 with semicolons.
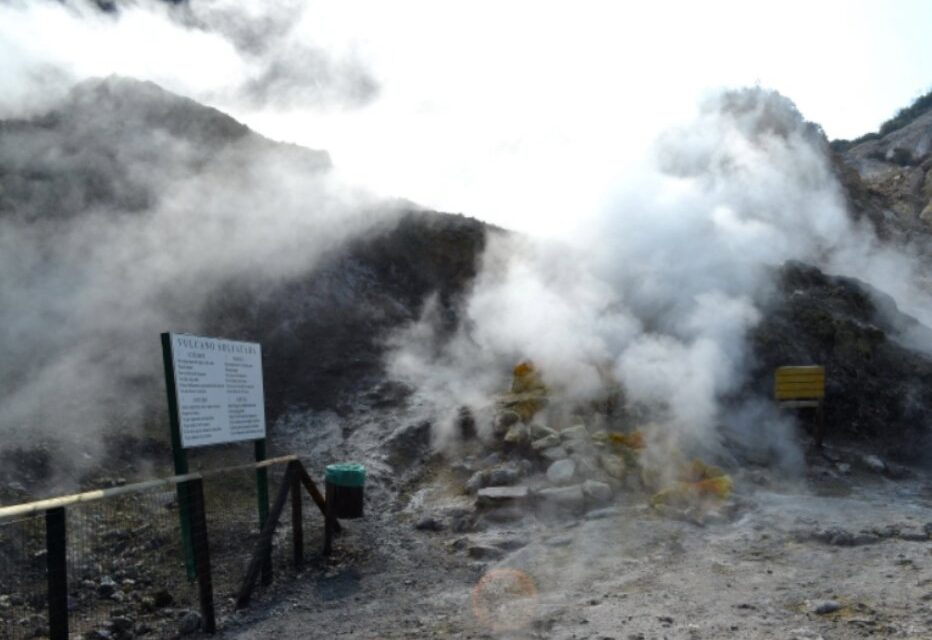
160;332;270;580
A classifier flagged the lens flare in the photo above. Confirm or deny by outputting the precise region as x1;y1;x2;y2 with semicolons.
471;568;539;632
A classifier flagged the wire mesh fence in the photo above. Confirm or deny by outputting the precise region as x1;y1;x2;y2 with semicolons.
64;485;199;638
200;462;302;611
0;512;47;639
0;456;316;639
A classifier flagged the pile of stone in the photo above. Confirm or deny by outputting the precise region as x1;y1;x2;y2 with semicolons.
453;361;732;523
449;361;643;518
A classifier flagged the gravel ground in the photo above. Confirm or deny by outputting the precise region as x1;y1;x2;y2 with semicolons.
220;438;932;640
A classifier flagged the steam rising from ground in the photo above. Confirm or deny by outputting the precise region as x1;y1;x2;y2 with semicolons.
2;3;931;484
0;79;389;477
388;88;931;467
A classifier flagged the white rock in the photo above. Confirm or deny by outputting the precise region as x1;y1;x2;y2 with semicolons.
571;454;602;479
541;446;569;462
529;423;557;440
546;459;576;485
476;486;530;507
504;423;529;445
531;434;561;451
862;454;886;473
537;485;586;509
599;453;627;479
560;424;589;441
582;480;613;504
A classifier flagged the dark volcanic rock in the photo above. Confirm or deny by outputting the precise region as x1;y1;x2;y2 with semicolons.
0;77;492;427
384;421;433;467
750;261;932;458
202;210;491;417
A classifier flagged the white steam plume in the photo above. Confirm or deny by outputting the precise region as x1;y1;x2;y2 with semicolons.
0;79;392;481
0;0;377;118
387;87;932;464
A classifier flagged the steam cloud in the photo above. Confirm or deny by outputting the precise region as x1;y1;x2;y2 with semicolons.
0;77;390;481
387;88;932;467
2;2;931;486
0;0;378;117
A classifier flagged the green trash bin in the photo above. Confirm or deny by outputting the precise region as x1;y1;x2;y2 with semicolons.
325;463;366;519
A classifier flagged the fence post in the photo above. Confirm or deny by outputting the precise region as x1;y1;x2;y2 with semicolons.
45;507;68;640
235;463;295;609
255;439;272;585
289;461;303;568
323;482;335;556
186;478;216;634
296;463;341;533
161;332;196;580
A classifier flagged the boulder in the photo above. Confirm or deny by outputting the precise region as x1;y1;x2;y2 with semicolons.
571;454;602;480
582;480;613;504
414;517;445;532
531;434;561;451
560;424;590;441
540;446;569;462
476;485;530;508
537;485;586;510
504;423;530;446
468;545;506;561
529;423;557;440
487;462;524;486
546;459;577;485
465;470;487;494
465;462;524;493
492;411;521;437
599;453;627;479
749;261;932;457
564;438;596;455
385;421;432;467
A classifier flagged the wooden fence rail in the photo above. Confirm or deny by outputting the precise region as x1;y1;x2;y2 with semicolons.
0;454;336;639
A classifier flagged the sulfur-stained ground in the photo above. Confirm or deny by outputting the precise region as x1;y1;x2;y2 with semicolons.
221;439;932;640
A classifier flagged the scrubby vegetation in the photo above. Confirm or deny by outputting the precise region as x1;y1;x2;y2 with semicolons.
830;87;932;152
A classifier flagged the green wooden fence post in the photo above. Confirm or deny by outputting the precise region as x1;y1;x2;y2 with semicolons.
161;332;196;580
255;438;271;585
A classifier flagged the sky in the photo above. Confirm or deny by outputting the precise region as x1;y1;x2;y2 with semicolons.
1;0;931;234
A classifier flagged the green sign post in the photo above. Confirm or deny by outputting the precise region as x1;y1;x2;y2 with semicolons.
160;332;269;580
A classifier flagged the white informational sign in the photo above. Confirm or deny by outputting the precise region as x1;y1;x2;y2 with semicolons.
169;333;267;448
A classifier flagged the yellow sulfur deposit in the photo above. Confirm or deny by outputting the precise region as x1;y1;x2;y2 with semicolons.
608;431;646;450
650;458;733;508
679;459;726;483
510;361;546;394
501;360;548;422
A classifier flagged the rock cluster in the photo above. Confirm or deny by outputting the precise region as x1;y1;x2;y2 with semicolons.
443;362;735;528
468;414;633;517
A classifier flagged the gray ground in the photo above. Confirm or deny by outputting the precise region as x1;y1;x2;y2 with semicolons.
219;423;932;640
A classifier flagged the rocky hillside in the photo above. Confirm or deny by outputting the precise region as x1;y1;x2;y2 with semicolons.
749;97;932;459
2;78;932;493
750;262;932;460
0;77;492;490
833;92;932;244
0;76;331;222
202;209;490;417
